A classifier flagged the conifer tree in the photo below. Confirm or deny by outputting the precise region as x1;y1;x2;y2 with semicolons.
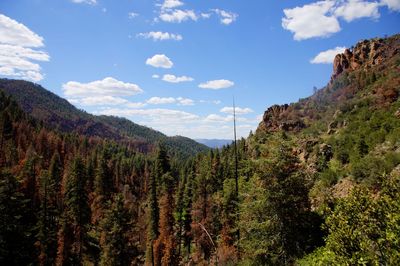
57;157;90;265
36;170;58;266
99;194;137;266
146;169;159;266
182;167;194;259
154;173;178;266
0;171;33;265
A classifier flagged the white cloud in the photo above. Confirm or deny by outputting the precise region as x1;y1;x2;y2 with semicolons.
146;96;194;106
96;107;259;139
71;0;97;5
311;46;346;64
213;9;238;25
152;74;160;79
204;114;231;123
0;14;44;47
220;106;254;115
381;0;400;11
204;114;250;123
99;108;199;123
128;12;139;19
199;79;234;90
138;31;182;41
159;9;198;23
147;97;176;105
68;96;129;106
161;0;184;10
0;45;50;81
162;74;193;83
201;13;212;19
334;0;380;22
146;54;173;68
62;77;143;98
282;0;397;40
177;97;194;106
282;1;340;40
0;14;49;82
199;100;222;105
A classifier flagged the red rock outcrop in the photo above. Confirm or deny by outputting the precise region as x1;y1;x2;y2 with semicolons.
332;37;399;80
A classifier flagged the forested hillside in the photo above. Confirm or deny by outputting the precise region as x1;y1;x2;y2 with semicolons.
0;79;208;158
0;34;399;265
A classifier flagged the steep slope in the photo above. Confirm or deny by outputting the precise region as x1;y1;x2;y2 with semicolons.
0;79;208;157
254;34;400;201
257;34;400;135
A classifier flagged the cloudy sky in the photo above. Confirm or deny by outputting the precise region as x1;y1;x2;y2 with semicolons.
0;0;399;139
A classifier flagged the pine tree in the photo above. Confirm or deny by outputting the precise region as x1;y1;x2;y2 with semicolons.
0;111;13;166
99;194;137;266
49;151;62;209
57;157;90;265
36;170;59;266
95;150;112;198
182;167;194;259
0;171;33;265
154;144;170;184
154;173;178;266
175;170;187;258
146;170;159;266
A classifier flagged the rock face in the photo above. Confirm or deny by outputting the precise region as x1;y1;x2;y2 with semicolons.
258;104;305;133
332;36;399;80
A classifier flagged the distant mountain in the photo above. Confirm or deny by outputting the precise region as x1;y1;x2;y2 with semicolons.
195;139;233;148
0;79;208;157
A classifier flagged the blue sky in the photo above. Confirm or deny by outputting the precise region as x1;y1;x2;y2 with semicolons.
0;0;399;139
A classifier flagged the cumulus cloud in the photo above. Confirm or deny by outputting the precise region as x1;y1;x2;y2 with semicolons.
147;97;176;105
0;14;49;82
381;0;400;11
0;14;44;47
204;114;250;123
97;107;259;139
311;46;346;64
282;0;398;40
68;96;129;106
146;96;195;106
213;9;238;25
146;54;173;68
152;74;160;79
220;106;254;115
159;9;198;23
161;0;184;10
162;74;193;83
199;79;234;90
138;31;182;41
334;0;380;22
177;97;194;106
201;13;212;19
71;0;97;4
62;77;143;98
282;1;340;41
99;108;199;123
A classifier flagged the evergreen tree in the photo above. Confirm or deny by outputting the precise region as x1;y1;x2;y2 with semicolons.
146;170;159;266
57;157;90;265
99;194;137;266
0;171;33;265
36;170;59;266
95;150;112;198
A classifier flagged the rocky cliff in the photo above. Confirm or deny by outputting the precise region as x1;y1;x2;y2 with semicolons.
258;34;400;134
332;36;400;80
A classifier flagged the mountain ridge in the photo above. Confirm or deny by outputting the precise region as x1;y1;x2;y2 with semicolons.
0;78;208;157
